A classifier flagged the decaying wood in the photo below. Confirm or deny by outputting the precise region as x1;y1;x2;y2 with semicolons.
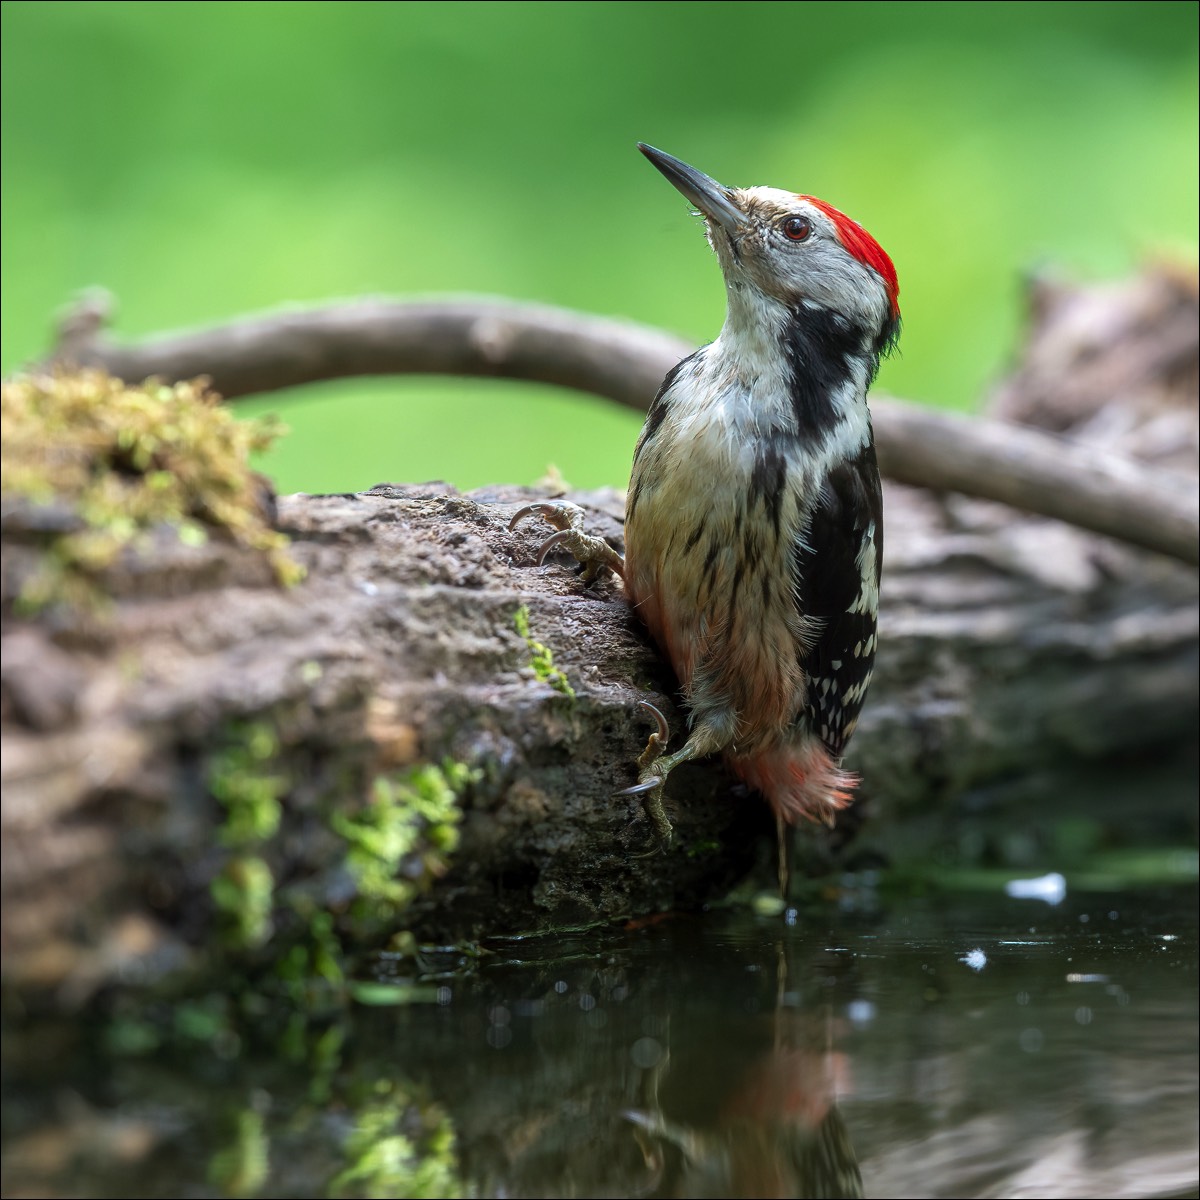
42;284;1200;565
2;267;1197;1002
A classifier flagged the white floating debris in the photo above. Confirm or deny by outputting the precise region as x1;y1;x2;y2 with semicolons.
960;948;988;971
847;999;876;1025
1005;872;1067;905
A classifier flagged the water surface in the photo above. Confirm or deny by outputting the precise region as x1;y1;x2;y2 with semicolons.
3;883;1196;1198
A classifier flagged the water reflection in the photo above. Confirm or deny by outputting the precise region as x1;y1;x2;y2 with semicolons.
623;1002;862;1198
2;887;1196;1198
396;892;1200;1200
373;890;1200;1198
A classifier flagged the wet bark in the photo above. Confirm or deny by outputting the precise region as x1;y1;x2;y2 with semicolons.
2;266;1196;1000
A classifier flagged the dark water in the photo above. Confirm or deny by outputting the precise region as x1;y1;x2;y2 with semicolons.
3;881;1197;1199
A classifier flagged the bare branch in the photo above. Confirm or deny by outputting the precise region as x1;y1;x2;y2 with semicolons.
46;290;690;411
40;291;1200;566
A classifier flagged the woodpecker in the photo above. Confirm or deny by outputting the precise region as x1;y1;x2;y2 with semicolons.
512;144;899;848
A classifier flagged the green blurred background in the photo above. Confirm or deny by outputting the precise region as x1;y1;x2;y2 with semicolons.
3;1;1197;493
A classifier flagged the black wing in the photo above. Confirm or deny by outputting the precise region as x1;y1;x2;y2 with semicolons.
791;442;883;758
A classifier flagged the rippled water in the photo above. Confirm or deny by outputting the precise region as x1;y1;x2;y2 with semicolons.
3;882;1197;1198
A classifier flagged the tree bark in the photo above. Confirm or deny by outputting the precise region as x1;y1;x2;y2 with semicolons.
2;266;1196;1003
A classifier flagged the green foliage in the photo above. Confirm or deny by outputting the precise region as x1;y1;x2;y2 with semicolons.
209;722;287;848
513;605;575;700
200;724;475;990
331;762;473;917
205;722;288;954
211;855;275;949
0;371;301;610
329;1081;463;1200
271;909;348;1024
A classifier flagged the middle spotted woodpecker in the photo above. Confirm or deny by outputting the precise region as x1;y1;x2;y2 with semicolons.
512;143;899;848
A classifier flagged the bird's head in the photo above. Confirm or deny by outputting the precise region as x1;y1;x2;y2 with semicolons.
639;143;899;353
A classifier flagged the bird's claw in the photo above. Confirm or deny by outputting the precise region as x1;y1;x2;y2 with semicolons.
633;699;669;770
620;778;672;856
509;500;623;581
617;700;674;852
508;501;575;533
616;777;664;797
513;505;667;843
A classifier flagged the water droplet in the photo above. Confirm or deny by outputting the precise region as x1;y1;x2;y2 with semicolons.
847;999;875;1025
1019;1028;1044;1053
630;1037;663;1069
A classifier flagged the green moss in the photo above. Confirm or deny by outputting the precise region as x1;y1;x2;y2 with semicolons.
212;855;275;948
512;604;575;699
174;997;234;1043
329;1081;463;1200
332;762;473;918
208;722;287;848
277;911;346;1005
102;1016;162;1056
0;370;302;611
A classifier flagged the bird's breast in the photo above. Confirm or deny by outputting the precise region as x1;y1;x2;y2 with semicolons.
624;386;817;748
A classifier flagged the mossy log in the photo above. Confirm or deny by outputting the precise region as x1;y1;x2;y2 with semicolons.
1;267;1196;1005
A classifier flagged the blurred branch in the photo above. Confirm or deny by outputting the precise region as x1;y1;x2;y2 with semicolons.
47;289;686;412
37;289;1200;566
872;404;1198;567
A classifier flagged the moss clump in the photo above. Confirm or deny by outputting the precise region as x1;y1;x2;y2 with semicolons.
205;723;286;951
211;855;275;949
512;604;575;699
277;910;346;1004
332;762;472;918
0;370;301;610
329;1081;463;1200
209;722;287;848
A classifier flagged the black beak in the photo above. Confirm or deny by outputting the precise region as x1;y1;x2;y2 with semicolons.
637;143;745;233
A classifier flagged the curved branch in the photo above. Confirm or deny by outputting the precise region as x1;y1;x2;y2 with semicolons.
41;291;1200;565
47;290;690;412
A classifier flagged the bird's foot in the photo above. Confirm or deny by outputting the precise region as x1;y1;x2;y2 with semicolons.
509;501;624;582
617;700;674;852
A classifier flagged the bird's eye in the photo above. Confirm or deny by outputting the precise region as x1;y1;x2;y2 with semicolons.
782;215;811;242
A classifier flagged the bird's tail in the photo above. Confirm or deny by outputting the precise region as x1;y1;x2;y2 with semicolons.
730;740;858;828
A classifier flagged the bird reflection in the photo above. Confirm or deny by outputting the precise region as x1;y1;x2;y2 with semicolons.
624;947;862;1199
